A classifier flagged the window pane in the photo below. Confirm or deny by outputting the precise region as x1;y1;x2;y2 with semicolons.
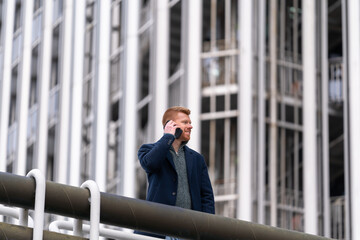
169;1;182;76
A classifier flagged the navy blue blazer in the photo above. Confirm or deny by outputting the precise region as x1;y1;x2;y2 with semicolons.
138;134;215;214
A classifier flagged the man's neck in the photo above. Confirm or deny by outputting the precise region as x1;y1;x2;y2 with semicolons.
172;139;182;153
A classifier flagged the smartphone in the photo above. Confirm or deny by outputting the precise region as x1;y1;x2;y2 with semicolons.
164;120;183;139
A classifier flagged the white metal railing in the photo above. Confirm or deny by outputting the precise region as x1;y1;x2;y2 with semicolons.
0;169;160;240
331;196;345;240
0;205;34;226
0;170;336;240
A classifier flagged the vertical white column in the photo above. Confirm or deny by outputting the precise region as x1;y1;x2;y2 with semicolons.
16;0;34;175
257;0;266;225
347;0;360;239
37;0;53;174
69;0;85;188
185;0;201;151
302;0;318;235
341;0;351;238
237;0;253;221
0;0;15;171
122;0;139;198
57;0;73;184
93;0;111;191
154;0;169;140
321;0;330;237
269;0;278;227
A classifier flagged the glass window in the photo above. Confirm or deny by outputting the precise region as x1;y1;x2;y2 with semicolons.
34;0;43;12
50;25;60;89
140;0;151;26
110;55;122;96
202;0;238;52
168;78;181;107
9;66;19;126
138;32;150;101
169;1;182;77
202;0;211;52
32;11;42;43
111;0;122;53
46;126;56;180
53;0;63;23
14;0;22;32
29;46;39;107
26;144;34;173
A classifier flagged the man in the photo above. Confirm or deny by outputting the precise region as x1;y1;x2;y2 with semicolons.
137;106;215;238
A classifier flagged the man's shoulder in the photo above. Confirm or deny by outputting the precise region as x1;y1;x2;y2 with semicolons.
138;142;156;152
184;146;203;158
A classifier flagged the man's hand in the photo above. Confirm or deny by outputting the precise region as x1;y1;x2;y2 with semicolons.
164;120;177;136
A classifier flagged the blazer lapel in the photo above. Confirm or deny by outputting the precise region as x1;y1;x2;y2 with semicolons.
184;147;193;180
166;151;176;170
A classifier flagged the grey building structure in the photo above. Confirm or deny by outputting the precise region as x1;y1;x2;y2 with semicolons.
0;0;360;239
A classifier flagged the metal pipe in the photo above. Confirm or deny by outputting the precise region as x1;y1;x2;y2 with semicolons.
0;172;335;240
237;0;253;222
302;0;318;235
321;0;331;237
50;220;160;240
348;0;360;237
341;0;350;239
257;0;266;225
0;222;86;240
269;0;278;227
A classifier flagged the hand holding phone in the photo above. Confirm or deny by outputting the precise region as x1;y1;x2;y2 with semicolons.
164;120;183;139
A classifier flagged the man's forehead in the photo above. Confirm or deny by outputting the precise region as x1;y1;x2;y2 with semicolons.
175;112;191;120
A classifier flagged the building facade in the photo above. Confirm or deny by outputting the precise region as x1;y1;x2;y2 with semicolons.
0;0;360;239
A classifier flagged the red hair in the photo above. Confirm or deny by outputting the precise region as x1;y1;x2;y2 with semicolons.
162;106;191;126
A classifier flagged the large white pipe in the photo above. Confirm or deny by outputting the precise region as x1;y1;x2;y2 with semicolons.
185;0;201;152
302;0;318;235
37;0;53;175
269;0;278;227
16;0;34;175
57;0;73;184
257;0;266;225
0;0;15;171
237;0;253;221
320;0;330;237
154;0;169;141
93;0;111;192
69;0;86;187
347;0;360;239
122;0;140;198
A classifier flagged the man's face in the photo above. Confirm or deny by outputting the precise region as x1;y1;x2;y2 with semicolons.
173;112;192;142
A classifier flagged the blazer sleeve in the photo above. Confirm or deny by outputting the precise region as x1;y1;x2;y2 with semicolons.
200;156;215;214
138;134;175;173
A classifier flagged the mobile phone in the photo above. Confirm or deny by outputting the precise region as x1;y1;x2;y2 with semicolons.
164;120;183;139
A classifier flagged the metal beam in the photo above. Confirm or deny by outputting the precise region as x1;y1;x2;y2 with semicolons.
0;172;335;240
0;222;86;240
302;0;318;234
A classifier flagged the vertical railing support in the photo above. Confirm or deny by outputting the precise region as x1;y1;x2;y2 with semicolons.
20;169;46;240
74;180;100;239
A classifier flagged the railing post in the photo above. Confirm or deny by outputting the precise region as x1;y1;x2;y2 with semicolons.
19;169;46;240
74;180;100;239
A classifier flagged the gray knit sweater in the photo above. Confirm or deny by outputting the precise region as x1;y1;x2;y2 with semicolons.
170;144;191;209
